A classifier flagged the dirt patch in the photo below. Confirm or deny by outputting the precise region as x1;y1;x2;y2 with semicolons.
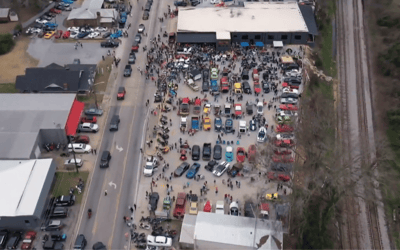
0;36;38;83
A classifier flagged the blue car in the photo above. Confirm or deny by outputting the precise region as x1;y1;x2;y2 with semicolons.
110;30;122;39
186;163;201;179
63;0;74;4
44;22;58;28
215;117;222;132
77;32;90;38
225;146;234;162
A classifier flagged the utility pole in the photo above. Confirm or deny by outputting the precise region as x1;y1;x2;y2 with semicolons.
67;136;79;173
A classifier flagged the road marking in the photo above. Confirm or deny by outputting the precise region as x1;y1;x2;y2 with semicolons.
116;144;124;152
108;107;137;249
109;181;117;189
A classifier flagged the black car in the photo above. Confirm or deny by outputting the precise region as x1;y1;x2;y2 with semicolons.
241;70;249;80
102;32;111;38
144;3;151;11
174;162;190;177
74;234;87;250
262;72;269;81
142;11;149;20
0;230;8;249
244;201;255;217
243;81;251;94
190;0;200;5
51;232;67;241
55;195;75;206
262;81;270;93
213;145;222;160
214;117;222;131
100;40;119;48
124;65;132;77
134;34;142;43
224;119;233;133
109;115;120;131
202;143;212;160
77;32;90;39
192;145;200;161
281;92;299;99
202;81;210;92
149;192;159;211
128;53;136;64
205;160;218;172
41;220;63;231
100;151;111;168
50;207;69;218
6;232;21;250
92;242;107;250
246;104;253;115
202;69;209;79
174;1;187;6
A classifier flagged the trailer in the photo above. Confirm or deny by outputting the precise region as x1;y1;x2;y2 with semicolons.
191;116;200;131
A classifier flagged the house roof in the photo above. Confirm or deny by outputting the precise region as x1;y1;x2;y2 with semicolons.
16;63;96;93
177;2;309;34
193;212;283;249
81;0;104;9
0;94;76;159
0;8;10;18
0;159;54;216
67;8;117;20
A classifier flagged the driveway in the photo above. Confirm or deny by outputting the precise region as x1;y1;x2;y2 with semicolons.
27;38;106;66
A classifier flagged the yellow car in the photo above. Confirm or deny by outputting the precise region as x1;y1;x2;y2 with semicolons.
203;117;211;131
203;103;211;114
234;82;242;94
189;201;198;215
44;31;55;39
266;193;278;200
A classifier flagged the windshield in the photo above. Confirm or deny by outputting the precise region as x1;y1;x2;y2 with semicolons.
259;131;265;137
258;106;262;111
145;164;153;169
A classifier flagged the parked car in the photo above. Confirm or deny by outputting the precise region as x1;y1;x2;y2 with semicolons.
168;32;176;43
202;143;212;160
68;143;92;153
174;162;190;177
257;127;267;142
138;24;145;33
102;32;111;38
143;156;158;177
186;163;201;179
80;116;97;124
213;161;230;177
149;192;159;211
128;53;136;64
64;159;83;168
146;235;172;247
41;220;63;231
100;40;119;48
257;102;263;115
77;32;90;39
131;41;139;52
192;145;200;161
249;119;257;131
214;117;222;132
85;108;103;116
142;11;149;20
74;234;87;250
74;135;90;144
21;231;36;250
50;207;69;219
50;232;67;241
229;201;239;216
243;81;251;94
225;146;233;162
213;145;222;160
262;81;270;93
6;232;22;249
236;147;246;162
62;31;70;38
100;151;111;168
202;81;210;92
77;123;99;133
55;195;75;206
124;65;132;77
92;242;106;250
205;160;218;172
225;118;234;133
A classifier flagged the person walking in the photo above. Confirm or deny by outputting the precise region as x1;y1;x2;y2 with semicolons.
105;190;108;196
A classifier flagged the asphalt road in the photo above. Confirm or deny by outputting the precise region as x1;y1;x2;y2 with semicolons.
71;0;168;248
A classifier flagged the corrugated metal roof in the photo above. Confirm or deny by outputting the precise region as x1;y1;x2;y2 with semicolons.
177;2;309;34
179;215;196;245
0;8;10;18
0;159;54;216
67;8;117;20
299;5;318;35
177;33;216;43
81;0;104;9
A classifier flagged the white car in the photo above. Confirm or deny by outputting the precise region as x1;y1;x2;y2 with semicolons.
70;31;79;39
282;87;300;95
68;143;92;153
95;27;108;32
35;18;48;24
276;133;295;140
26;27;42;34
64;158;83;167
68;27;79;32
280;97;298;105
143;156;158;177
87;32;100;38
146;235;172;247
213;161;230;177
78;123;99;133
210;0;219;3
138;24;145;33
257;127;267;142
256;102;263;115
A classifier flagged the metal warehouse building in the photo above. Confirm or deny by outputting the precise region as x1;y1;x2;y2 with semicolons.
0;94;84;159
177;2;318;51
0;159;56;230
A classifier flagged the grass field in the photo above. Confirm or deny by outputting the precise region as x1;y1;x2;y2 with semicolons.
0;83;18;93
52;171;89;204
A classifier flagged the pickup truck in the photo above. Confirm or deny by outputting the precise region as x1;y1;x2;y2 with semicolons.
173;192;186;218
193;98;201;114
179;97;190;116
191;116;199;131
187;79;200;92
180;117;187;132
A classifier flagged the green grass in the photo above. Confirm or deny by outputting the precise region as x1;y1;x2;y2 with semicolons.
320;3;337;77
52;171;89;204
0;83;18;93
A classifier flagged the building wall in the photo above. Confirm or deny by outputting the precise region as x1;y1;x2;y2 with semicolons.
66;19;98;27
39;128;68;146
231;32;308;45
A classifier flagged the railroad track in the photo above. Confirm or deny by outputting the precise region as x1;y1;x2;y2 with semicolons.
336;0;384;249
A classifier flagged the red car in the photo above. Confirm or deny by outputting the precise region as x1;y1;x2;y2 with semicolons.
276;125;294;133
234;104;242;117
62;31;70;39
131;42;139;52
272;155;294;163
175;54;188;59
54;30;63;39
278;174;291;182
236;147;246;162
279;104;298;111
50;8;61;14
173;192;186;218
21;231;36;249
74;135;90;144
220;77;229;93
254;81;261;94
274;148;292;155
80;116;97;124
117;87;126;100
274;139;295;147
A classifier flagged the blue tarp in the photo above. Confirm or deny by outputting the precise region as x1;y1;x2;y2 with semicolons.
241;42;249;47
255;42;264;47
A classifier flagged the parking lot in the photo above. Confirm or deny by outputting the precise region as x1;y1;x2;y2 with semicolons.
132;42;304;246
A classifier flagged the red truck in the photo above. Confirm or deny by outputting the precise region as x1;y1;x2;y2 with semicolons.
80;116;97;124
179;97;190;116
193;98;201;114
220;77;229;93
173;192;186;218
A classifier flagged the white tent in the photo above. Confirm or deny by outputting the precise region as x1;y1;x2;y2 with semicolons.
273;41;284;48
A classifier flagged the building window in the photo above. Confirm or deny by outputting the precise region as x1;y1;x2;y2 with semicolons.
24;220;30;224
233;35;238;38
294;35;302;40
281;35;288;40
267;35;274;40
242;35;248;40
255;35;261;40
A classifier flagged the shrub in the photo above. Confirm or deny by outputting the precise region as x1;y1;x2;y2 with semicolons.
0;34;15;55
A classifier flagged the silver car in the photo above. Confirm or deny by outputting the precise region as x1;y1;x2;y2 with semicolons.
84;108;103;116
77;123;99;133
280;97;298;105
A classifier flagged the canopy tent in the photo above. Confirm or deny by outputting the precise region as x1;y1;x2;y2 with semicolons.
255;41;264;47
273;41;284;48
240;42;249;47
280;55;294;64
203;201;212;212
